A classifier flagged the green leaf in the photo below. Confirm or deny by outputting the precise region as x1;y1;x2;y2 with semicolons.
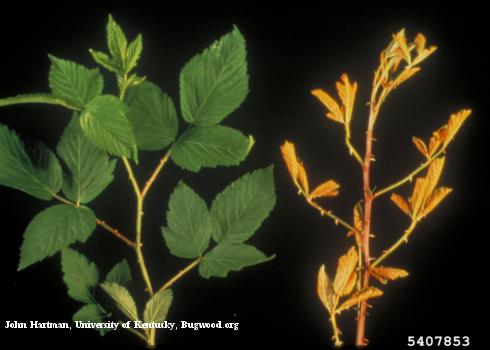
125;81;178;151
0;124;62;200
89;49;121;74
162;181;212;259
79;95;137;159
180;26;248;126
171;125;253;172
105;259;132;286
61;248;99;303
126;34;143;73
73;304;111;336
0;93;79;110
18;204;96;270
107;15;128;71
210;166;276;243
101;282;139;321
57;115;116;204
199;243;273;278
143;289;173;323
48;55;104;109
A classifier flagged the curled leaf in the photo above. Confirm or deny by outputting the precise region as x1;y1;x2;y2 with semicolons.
421;186;452;217
370;266;409;284
309;180;340;200
393;67;420;88
336;74;357;125
393;29;411;64
337;287;383;313
281;141;309;194
317;264;334;313
391;193;412;217
412;136;429;158
311;89;343;123
333;247;358;295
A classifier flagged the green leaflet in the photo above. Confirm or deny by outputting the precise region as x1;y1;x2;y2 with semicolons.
73;304;111;336
57;115;116;204
162;181;212;259
125;81;178;151
105;259;132;286
61;248;99;303
101;282;139;321
199;243;273;279
89;49;120;74
180;26;249;126
211;166;276;243
48;55;104;109
171;125;253;172
79;95;137;159
125;34;143;74
0;124;62;200
0;93;79;110
18;204;96;270
107;15;128;71
143;289;173;323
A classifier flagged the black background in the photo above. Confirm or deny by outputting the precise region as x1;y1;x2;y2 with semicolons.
0;2;488;349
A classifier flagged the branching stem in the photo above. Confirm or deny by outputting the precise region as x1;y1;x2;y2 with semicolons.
158;257;202;293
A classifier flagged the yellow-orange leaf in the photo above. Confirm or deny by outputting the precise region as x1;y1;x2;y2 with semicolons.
410;177;429;216
340;269;357;297
393;67;420;88
422;187;452;217
370;266;409;284
393;29;411;63
311;89;343;123
391;193;412;217
412;136;429;158
337;287;383;313
309;180;340;200
428;126;447;155
445;109;471;147
317;264;334;313
425;157;445;197
333;247;358;295
412;45;437;66
281;141;309;194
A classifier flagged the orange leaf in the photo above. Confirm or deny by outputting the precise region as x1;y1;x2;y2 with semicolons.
421;187;452;217
391;193;412;217
336;74;358;125
412;45;437;66
336;287;383;313
333;247;358;295
340;269;357;297
410;157;445;218
280;141;309;194
317;264;335;313
425;157;445;196
414;33;426;55
347;205;362;246
412;136;429;158
444;109;471;147
309;180;340;200
311;89;343;123
370;266;409;284
428;126;447;155
393;67;420;88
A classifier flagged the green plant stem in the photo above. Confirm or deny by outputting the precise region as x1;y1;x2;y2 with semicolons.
52;193;137;247
158;257;202;293
142;150;171;198
372;219;417;268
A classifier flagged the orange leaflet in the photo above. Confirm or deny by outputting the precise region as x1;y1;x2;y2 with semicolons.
336;287;383;313
370;266;409;284
280;141;309;195
317;264;334;313
333;247;358;296
309;180;340;200
311;89;343;123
